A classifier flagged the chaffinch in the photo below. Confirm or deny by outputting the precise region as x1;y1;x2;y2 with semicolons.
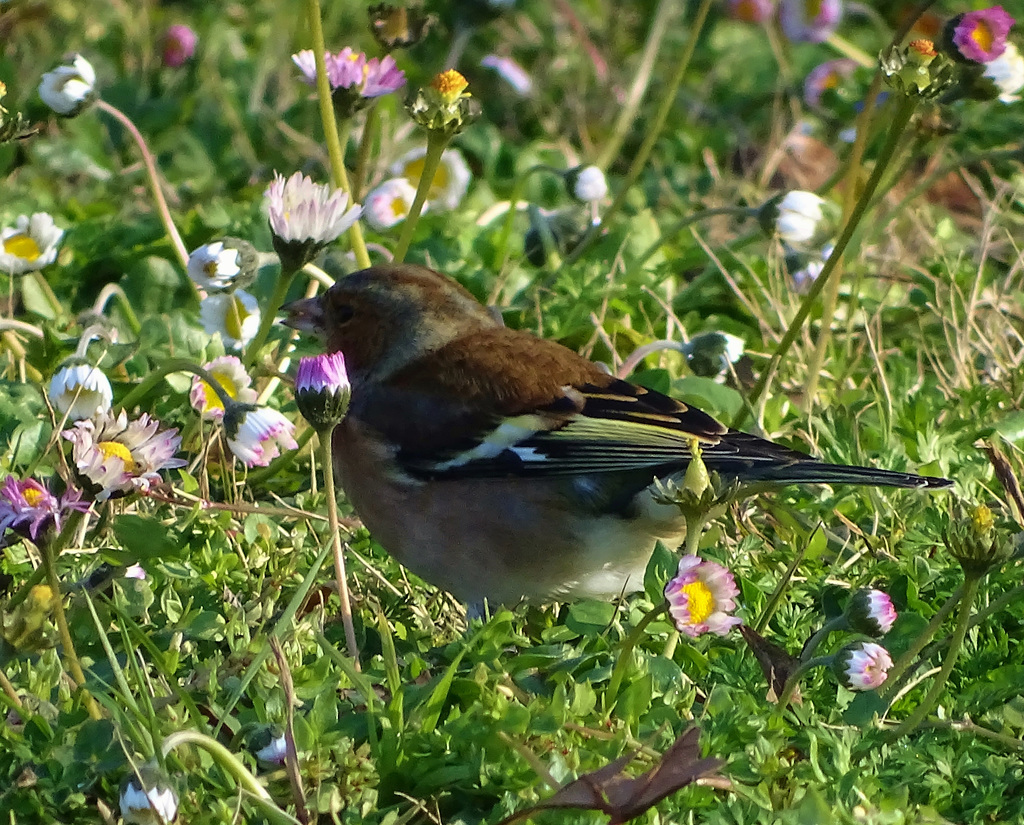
284;264;950;605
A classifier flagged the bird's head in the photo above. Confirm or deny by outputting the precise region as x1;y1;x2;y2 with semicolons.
283;264;499;386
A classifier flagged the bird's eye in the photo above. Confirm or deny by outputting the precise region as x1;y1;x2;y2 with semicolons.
333;303;355;324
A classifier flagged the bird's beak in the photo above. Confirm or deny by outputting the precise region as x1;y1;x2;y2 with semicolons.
281;295;325;334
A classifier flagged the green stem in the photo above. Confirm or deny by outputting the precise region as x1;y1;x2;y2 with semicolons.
825;32;876;67
243;266;299;369
560;0;714;269
734;94;918;429
161;731;301;825
891;574;982;739
352;102;380;200
91;283;143;336
636;206;757;268
880;582;964;702
605;602;668;709
595;0;676;171
38;510;102;720
776;655;834;709
318;429;361;668
303;0;371;269
94;99;189;268
801;616;849;662
118;358;238;413
491;164;561;271
392;131;450;263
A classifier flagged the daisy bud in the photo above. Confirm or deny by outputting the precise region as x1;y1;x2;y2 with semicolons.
880;40;955;98
38;53;96;117
162;24;198;68
49;360;113;421
224;404;298;468
944;501;1012;576
0;83;34;144
831;641;892;691
187;238;259;293
681;440;711;499
565;165;608;204
845;589;897;637
681;331;744;380
664;555;743;638
766;191;828;246
0;583;55;652
406;69;480;137
294;352;351;430
119;763;179;825
0;212;64;276
247;725;288;766
945;6;1014;64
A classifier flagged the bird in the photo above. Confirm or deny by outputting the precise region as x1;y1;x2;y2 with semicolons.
283;263;951;605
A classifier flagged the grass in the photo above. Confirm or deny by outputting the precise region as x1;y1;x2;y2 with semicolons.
2;1;1024;823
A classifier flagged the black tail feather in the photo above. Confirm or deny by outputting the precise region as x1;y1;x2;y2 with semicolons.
718;459;952;490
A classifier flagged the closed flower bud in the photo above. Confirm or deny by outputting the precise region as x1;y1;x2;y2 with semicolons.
294;352;351;429
49;360;113;421
119;763;179;825
681;331;744;380
565;165;608;203
880;40;955;98
247;725;288;765
845;589;897;637
831;641;892;691
38;54;96;117
944;501;1012;576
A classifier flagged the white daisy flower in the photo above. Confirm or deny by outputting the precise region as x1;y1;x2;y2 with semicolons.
0;213;64;276
199;290;261;350
984;42;1024;103
390;147;471;212
49;362;113;421
38;54;96;116
189;355;258;422
187;241;243;292
363;178;421;230
224;406;298;468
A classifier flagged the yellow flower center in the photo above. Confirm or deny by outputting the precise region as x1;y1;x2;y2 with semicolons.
971;22;994;53
806;0;823;17
3;233;41;261
680;581;715;624
22;488;45;507
98;440;136;472
390;195;410;219
225;296;252;341
202;369;240;413
29;584;54;608
431;69;469;103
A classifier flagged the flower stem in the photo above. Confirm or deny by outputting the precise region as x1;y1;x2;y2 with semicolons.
38;510;102;720
117;358;238;414
560;0;714;269
776;655;834;708
595;0;676;171
94;99;189;268
880;582;964;702
392;131;449;263
801;615;849;662
734;94;918;429
352;102;380;200
605;602;668;711
318;428;361;669
890;574;982;739
303;0;371;270
244;266;298;369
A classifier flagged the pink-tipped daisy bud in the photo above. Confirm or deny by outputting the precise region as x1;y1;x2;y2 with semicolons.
664;555;743;638
187;238;259;293
162;24;197;68
119;763;179;825
945;6;1014;64
224;404;298;468
845;589;897;637
565;165;608;203
831;641;892;691
38;53;96;117
294;352;351;429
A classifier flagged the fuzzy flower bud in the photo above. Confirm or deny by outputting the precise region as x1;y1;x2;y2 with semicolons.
294;352;351;430
565;165;608;203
